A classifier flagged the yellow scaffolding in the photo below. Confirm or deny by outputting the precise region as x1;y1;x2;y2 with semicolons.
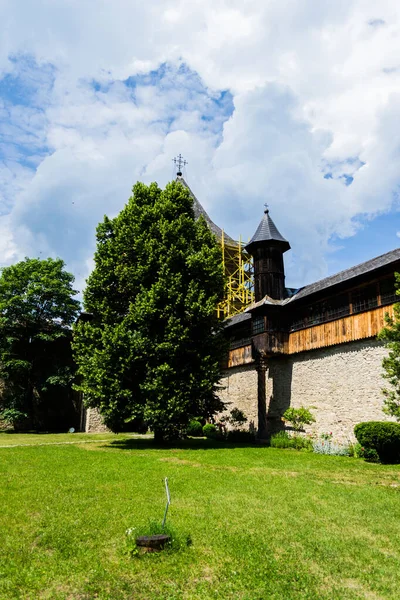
217;231;254;319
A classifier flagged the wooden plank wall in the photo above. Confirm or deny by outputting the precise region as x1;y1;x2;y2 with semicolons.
226;304;396;367
288;305;395;354
228;345;253;368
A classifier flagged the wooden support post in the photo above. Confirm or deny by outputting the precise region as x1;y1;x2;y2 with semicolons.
257;353;268;440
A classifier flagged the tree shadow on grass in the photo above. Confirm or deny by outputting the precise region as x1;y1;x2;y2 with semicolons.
105;436;266;452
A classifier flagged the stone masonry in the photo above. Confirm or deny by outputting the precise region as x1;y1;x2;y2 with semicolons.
219;339;393;442
219;364;258;429
84;407;110;433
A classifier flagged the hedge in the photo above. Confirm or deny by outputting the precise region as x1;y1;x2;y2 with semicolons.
187;419;203;437
354;421;400;464
203;423;220;439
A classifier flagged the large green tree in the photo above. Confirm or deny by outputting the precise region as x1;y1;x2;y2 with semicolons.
378;273;400;420
73;181;226;439
0;258;80;429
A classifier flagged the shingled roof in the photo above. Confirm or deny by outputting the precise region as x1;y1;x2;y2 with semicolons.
245;209;290;253
242;246;400;314
291;247;400;302
176;175;239;248
225;311;252;326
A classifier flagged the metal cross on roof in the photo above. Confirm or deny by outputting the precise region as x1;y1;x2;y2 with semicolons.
264;203;269;214
173;153;188;175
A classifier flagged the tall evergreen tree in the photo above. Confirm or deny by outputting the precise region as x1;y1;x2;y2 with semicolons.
378;273;400;420
73;181;226;439
0;258;80;429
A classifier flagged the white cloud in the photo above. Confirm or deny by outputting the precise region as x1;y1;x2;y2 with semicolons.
0;0;399;290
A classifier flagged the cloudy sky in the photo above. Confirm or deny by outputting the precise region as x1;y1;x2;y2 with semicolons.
1;0;400;295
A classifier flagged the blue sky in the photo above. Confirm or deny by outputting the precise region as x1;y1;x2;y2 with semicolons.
0;0;399;292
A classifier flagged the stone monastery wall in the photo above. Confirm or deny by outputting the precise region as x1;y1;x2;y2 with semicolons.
219;338;393;442
84;339;393;438
84;407;110;433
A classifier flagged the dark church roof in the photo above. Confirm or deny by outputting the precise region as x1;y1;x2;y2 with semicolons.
245;209;290;252
225;311;252;326
176;175;239;248
290;247;400;302
242;246;400;315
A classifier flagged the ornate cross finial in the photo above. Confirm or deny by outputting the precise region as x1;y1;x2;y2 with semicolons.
264;203;269;214
173;153;188;176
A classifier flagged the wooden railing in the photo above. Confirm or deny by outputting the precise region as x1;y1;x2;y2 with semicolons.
288;304;395;354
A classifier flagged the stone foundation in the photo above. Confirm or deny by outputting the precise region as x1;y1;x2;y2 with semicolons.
219;339;393;442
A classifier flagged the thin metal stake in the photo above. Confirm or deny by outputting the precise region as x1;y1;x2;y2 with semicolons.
162;477;171;530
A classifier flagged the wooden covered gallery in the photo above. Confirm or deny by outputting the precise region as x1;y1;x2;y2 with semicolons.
220;207;400;441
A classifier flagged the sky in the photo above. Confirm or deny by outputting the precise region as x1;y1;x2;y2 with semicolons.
0;0;400;296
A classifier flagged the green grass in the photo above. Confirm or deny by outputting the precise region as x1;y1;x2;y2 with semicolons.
0;431;148;447
1;434;400;599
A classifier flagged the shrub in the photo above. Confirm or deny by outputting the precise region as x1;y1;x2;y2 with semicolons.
354;421;400;464
283;407;315;431
270;431;292;448
0;408;28;430
359;447;380;463
270;431;313;451
226;429;255;443
187;419;203;437
290;434;313;451
347;443;357;458
203;423;219;439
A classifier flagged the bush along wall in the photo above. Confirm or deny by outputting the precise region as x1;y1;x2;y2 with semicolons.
354;421;400;464
187;419;203;437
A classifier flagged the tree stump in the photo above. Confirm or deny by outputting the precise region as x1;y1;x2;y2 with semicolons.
135;534;171;553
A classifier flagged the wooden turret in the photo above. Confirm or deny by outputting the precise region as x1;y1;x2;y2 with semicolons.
245;207;290;301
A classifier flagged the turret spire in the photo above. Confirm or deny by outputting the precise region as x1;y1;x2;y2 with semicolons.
246;207;290;252
245;206;290;301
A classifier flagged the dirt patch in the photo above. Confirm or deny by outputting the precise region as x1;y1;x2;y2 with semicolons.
342;578;384;600
158;457;240;472
159;457;203;468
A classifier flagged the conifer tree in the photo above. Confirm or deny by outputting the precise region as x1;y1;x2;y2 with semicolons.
73;181;226;439
378;273;400;420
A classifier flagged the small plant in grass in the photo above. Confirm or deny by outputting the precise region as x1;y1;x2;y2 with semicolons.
282;407;315;432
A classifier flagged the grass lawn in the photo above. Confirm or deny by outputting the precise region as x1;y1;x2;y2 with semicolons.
1;433;400;599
